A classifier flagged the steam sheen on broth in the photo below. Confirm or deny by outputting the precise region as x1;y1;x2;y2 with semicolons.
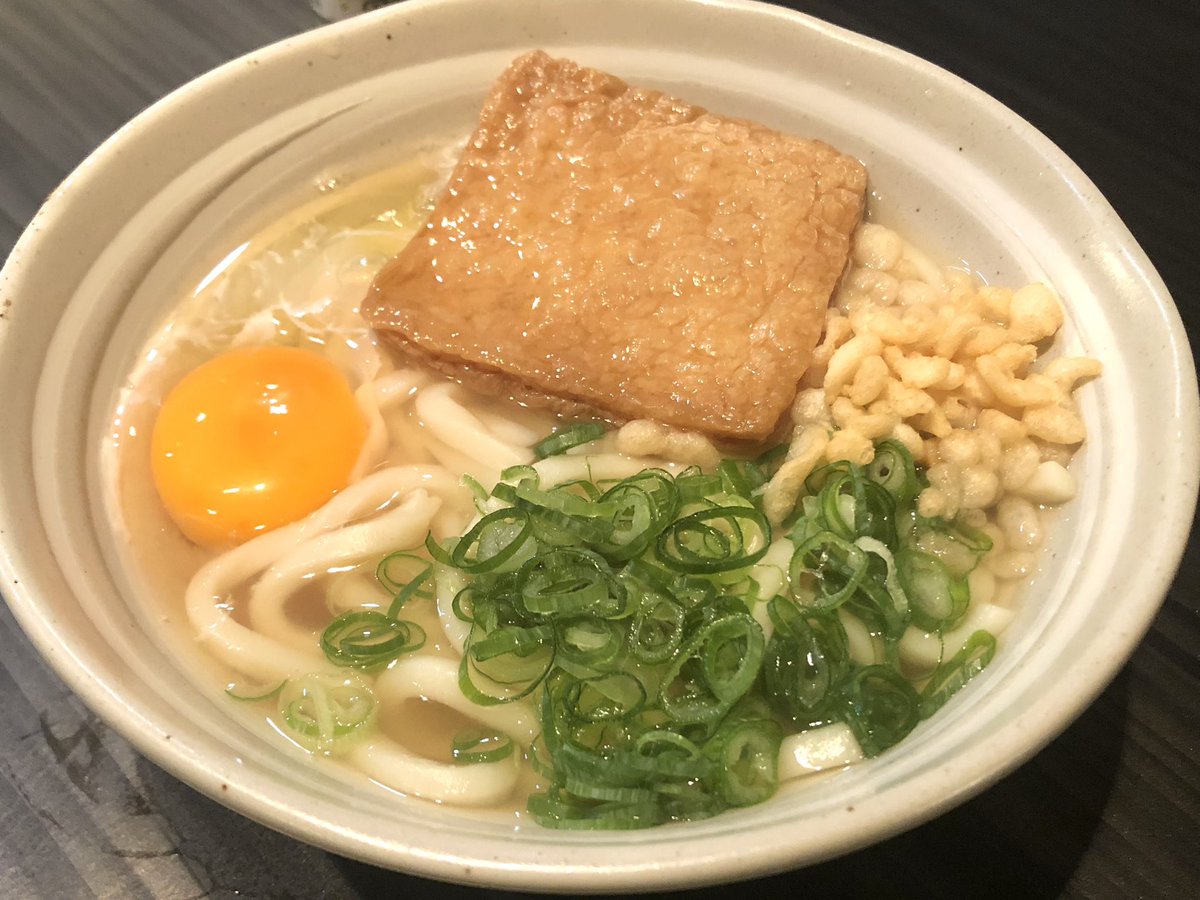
103;147;1094;825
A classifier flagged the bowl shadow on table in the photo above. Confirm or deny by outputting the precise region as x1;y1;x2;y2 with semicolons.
331;670;1131;899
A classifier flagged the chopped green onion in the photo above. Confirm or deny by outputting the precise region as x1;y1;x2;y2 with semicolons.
919;630;997;718
423;531;454;565
555;617;625;669
705;718;782;806
754;442;790;469
631;730;708;779
789;531;869;610
451;509;535;573
897;548;970;631
461;473;491;510
717;459;754;500
375;552;434;617
527;788;662;830
866;439;918;506
561;672;647;723
533;423;607;459
764;601;850;720
659;613;764;724
599;470;678;560
499;463;540;483
276;673;376;754
675;471;723;503
451;728;515;765
840;666;920;757
628;593;685;664
657;506;771;574
818;470;897;546
364;433;1004;828
377;551;432;594
914;518;994;578
468;623;555;662
225;680;286;702
518;548;626;617
854;536;909;621
321;609;425;670
804;459;852;496
459;628;555;706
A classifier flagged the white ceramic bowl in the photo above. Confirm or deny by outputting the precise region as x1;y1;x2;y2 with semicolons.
1;0;1196;891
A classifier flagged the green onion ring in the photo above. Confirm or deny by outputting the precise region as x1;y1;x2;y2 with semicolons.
320;610;425;670
657;506;771;574
450;728;515;765
533;423;607;459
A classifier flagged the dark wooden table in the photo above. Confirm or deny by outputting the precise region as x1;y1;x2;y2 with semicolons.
1;1;1196;897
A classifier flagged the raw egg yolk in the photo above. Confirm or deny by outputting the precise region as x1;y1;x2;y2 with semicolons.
150;345;367;549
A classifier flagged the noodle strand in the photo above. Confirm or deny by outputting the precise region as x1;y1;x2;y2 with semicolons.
348;656;536;805
185;465;463;681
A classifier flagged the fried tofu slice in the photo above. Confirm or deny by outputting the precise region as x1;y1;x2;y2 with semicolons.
363;51;867;440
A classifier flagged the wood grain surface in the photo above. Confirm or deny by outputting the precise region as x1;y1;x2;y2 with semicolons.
1;1;1196;898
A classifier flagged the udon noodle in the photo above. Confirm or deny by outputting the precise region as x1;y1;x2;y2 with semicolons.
103;145;1096;825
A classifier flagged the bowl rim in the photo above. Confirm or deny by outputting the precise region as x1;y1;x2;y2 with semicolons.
1;0;1197;890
